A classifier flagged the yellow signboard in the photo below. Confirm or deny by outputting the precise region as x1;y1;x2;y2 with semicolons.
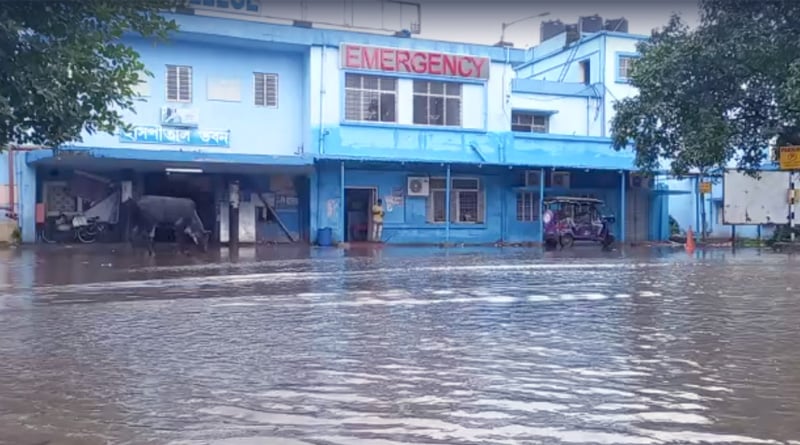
699;181;712;194
779;146;800;170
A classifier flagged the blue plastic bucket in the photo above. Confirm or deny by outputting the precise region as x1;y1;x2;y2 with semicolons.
317;227;333;246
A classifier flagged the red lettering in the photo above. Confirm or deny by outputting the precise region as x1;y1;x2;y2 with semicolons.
427;53;442;75
470;57;487;79
361;47;379;69
442;55;459;77
344;45;360;68
342;44;490;79
410;52;426;74
380;48;395;71
458;57;473;78
396;50;412;73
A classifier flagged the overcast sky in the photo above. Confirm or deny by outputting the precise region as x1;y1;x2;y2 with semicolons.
413;0;699;47
282;0;700;48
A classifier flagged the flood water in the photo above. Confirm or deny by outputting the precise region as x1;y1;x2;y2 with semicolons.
1;245;800;445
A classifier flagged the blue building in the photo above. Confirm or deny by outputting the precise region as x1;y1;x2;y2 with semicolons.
0;4;673;246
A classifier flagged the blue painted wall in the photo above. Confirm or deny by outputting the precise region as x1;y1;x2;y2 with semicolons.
315;125;633;170
75;35;308;158
515;31;646;138
314;162;631;244
0;152;34;241
0;153;13;223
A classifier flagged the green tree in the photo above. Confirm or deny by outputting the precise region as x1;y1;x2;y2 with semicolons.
611;0;800;175
0;0;185;151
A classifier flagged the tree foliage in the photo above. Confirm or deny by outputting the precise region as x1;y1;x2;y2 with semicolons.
611;0;800;175
0;0;185;151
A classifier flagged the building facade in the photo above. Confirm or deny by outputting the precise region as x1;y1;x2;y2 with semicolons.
0;4;673;246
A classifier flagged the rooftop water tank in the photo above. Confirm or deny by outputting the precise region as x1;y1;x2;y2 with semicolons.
540;19;566;43
604;17;629;33
578;14;604;33
564;23;580;45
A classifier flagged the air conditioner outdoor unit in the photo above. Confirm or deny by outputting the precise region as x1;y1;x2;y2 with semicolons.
551;171;571;189
407;176;430;197
525;170;541;187
629;172;651;189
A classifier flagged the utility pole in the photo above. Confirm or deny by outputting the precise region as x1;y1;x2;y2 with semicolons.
495;11;551;47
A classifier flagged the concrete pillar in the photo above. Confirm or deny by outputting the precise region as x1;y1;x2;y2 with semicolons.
119;169;134;243
17;154;37;244
445;164;451;243
694;176;701;237
309;168;318;244
339;161;345;243
539;168;545;243
619;171;627;244
228;180;240;248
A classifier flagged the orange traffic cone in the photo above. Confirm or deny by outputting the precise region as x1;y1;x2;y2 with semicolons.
685;226;696;254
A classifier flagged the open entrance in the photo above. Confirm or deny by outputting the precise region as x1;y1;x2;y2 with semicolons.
344;187;376;242
143;172;216;244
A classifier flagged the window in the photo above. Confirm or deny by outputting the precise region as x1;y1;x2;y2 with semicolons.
511;111;549;133
413;80;461;126
166;65;192;102
516;192;539;222
429;178;447;223
254;73;278;107
344;74;397;122
618;56;636;81
579;60;590;85
427;177;484;224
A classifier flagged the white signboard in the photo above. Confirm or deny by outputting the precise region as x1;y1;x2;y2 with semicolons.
160;106;200;127
723;170;789;225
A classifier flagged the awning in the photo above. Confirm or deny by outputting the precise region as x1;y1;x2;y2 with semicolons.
26;146;314;174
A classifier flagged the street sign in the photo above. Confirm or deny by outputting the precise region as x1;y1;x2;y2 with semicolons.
779;146;800;170
699;181;712;194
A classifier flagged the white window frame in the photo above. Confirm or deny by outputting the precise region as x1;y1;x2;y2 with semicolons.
427;176;484;224
166;65;192;103
254;72;279;108
618;55;636;81
516;191;538;222
511;111;550;133
428;177;447;223
344;73;398;123
412;80;462;126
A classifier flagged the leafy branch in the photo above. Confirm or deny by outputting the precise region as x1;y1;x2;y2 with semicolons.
610;1;800;176
0;0;186;151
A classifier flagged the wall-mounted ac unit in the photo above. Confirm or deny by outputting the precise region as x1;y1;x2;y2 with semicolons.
407;176;430;197
525;170;541;187
629;172;652;189
551;171;571;189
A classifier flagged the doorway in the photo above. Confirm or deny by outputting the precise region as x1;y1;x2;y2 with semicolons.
344;187;376;242
143;172;216;244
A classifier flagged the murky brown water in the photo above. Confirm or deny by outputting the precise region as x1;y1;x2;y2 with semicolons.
1;245;799;445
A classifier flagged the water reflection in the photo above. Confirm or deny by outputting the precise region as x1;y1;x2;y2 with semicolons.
0;246;797;444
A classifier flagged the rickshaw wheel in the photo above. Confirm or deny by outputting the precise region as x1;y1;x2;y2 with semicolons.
560;234;575;248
